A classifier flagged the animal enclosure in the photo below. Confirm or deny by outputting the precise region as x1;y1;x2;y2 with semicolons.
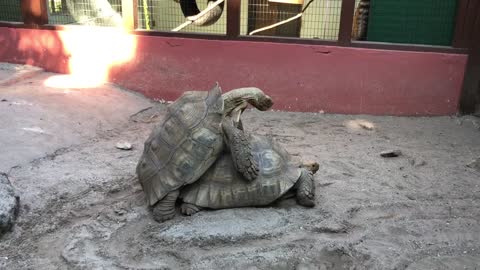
0;0;479;114
0;0;461;45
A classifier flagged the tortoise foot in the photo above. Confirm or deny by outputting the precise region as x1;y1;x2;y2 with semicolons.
151;190;179;222
296;170;315;207
152;209;176;222
180;203;202;216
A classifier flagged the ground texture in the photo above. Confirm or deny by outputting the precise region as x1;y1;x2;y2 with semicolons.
0;64;479;269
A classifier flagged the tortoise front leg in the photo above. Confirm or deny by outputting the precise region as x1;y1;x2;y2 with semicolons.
295;169;315;207
222;116;259;182
151;190;179;222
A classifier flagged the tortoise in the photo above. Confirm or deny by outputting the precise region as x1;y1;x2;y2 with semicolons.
179;132;319;215
136;83;273;222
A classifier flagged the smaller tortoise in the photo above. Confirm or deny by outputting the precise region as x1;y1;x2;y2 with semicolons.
136;83;273;222
179;132;319;215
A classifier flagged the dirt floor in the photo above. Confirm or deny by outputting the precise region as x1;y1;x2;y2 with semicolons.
1;64;480;270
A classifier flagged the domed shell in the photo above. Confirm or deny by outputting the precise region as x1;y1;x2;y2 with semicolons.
137;84;225;206
180;135;301;209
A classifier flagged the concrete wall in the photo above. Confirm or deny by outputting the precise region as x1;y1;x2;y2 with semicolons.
0;26;468;115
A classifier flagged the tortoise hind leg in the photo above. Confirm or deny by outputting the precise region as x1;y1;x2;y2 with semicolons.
180;203;203;216
295;169;315;207
151;190;179;222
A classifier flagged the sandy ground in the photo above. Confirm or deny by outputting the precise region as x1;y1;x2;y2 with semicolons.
0;64;480;269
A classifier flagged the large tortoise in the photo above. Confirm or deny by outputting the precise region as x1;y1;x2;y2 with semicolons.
179;132;318;215
136;83;273;222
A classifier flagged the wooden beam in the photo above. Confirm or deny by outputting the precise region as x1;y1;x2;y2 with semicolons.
122;0;138;30
459;2;480;114
338;0;355;45
452;0;469;48
21;0;48;25
227;0;241;37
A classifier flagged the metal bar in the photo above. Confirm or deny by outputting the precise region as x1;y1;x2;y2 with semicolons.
227;0;241;38
349;40;468;54
337;0;355;45
21;0;48;25
0;21;470;55
452;0;469;48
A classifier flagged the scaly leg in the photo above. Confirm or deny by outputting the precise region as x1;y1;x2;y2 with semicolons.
222;116;259;182
151;190;179;222
295;169;315;207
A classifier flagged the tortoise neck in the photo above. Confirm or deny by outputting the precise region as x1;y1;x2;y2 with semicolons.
222;87;262;115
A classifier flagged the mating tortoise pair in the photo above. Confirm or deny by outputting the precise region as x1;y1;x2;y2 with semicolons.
136;83;318;222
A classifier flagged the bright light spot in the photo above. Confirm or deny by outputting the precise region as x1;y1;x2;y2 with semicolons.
345;119;376;131
44;26;137;89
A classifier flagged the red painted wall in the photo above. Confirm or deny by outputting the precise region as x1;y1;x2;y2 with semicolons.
0;26;468;115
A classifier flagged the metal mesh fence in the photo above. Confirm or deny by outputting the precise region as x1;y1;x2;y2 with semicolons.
137;0;227;35
352;0;458;46
47;0;124;27
0;1;22;22
241;0;341;40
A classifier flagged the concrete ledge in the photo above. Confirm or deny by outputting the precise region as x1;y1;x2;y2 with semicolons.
0;26;469;115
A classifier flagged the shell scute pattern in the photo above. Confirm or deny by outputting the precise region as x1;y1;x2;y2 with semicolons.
180;135;302;209
137;85;225;206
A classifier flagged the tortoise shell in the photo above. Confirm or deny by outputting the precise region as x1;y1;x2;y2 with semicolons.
136;84;225;206
180;134;301;209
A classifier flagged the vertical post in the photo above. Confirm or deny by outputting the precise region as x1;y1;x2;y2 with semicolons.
227;0;241;38
122;0;138;30
459;2;480;114
452;0;469;48
21;0;48;25
338;0;355;45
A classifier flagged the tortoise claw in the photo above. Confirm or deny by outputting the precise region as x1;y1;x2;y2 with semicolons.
180;203;202;216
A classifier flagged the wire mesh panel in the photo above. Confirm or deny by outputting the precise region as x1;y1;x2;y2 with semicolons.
240;0;341;40
47;0;124;27
352;0;458;46
137;0;227;34
0;1;22;22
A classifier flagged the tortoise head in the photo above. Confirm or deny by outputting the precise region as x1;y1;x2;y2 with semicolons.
300;161;319;174
254;94;273;111
206;82;224;112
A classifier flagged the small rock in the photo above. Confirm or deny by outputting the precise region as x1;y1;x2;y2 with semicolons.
473;121;480;130
0;174;19;236
408;158;416;166
415;160;427;167
115;142;132;150
1;99;7;102
114;208;126;216
358;121;374;130
466;158;480;171
380;150;402;158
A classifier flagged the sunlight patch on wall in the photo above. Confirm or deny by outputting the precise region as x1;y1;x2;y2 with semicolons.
44;26;137;89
